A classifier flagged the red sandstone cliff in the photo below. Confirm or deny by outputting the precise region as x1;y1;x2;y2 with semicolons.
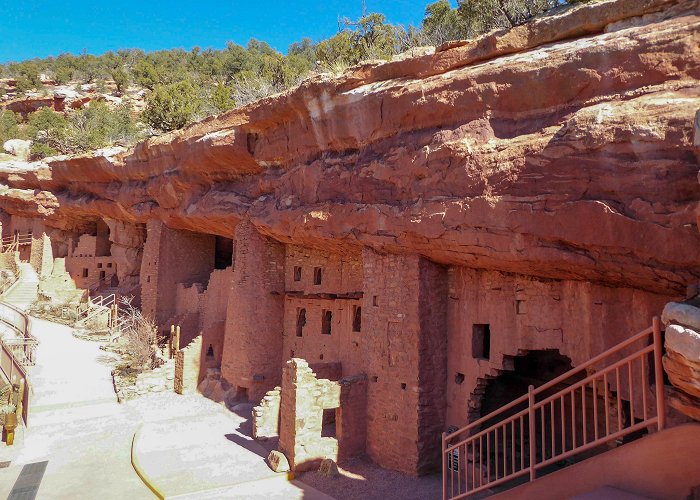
0;0;698;295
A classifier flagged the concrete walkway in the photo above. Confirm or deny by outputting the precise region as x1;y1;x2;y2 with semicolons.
132;403;333;499
0;317;153;499
3;262;38;310
0;315;333;499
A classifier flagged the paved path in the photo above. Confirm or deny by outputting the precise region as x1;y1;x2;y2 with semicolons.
0;316;333;499
2;263;38;310
0;317;153;499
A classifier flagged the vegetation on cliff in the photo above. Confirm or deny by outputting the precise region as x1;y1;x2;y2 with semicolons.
0;0;584;153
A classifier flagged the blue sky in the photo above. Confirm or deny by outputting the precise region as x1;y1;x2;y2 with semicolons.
0;1;447;63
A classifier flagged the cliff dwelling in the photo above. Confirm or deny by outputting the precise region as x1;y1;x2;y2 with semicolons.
1;0;700;498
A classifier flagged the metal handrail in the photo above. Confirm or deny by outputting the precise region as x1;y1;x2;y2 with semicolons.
0;300;34;426
442;317;665;499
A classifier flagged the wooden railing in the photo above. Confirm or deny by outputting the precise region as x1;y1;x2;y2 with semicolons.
1;233;32;254
0;301;35;426
76;293;118;329
442;317;665;499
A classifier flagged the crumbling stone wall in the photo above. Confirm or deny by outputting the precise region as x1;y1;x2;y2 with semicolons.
175;335;202;395
252;386;281;439
221;221;285;402
29;231;54;278
200;267;232;368
105;219;145;293
278;359;368;471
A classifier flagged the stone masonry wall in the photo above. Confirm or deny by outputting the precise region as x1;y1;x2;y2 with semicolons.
140;220;216;325
416;259;449;473
175;335;203;395
445;267;672;431
221;221;285;402
252;386;281;439
65;234;116;289
279;359;340;472
282;245;365;375
361;248;423;474
29;231;54;278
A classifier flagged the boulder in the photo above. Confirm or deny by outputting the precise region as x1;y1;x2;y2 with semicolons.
665;324;700;362
266;450;290;473
3;139;31;159
318;458;340;478
662;303;700;331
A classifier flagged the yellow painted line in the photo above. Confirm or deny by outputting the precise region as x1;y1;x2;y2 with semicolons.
130;426;165;500
131;424;294;500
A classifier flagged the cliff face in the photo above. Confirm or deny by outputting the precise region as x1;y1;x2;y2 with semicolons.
0;0;698;295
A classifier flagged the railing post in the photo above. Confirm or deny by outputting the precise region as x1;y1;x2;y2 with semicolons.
528;385;536;481
169;325;175;359
652;316;666;431
442;431;447;500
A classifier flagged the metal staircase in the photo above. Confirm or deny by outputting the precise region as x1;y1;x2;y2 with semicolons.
442;318;666;499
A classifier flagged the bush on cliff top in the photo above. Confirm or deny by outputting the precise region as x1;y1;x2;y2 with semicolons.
143;80;203;132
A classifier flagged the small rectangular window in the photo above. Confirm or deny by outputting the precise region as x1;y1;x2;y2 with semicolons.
314;267;322;285
107;262;113;268
99;270;106;281
352;305;361;332
97;263;103;268
296;308;306;337
321;310;332;335
293;266;302;282
472;324;491;360
82;268;89;278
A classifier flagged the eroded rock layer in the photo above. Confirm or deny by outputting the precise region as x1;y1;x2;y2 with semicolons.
0;0;699;296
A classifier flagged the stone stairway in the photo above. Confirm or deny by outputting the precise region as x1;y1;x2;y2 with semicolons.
2;263;39;310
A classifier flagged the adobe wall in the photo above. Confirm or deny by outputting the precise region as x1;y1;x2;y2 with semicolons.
445;267;673;430
221;221;285;401
140;220;216;325
282;245;364;376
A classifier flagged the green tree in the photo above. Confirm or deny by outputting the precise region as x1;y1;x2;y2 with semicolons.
421;0;471;44
28;108;67;133
143;80;203;131
0;111;20;144
210;82;234;113
111;67;129;94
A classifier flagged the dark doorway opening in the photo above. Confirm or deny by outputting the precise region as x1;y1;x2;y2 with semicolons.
321;408;337;438
215;236;234;270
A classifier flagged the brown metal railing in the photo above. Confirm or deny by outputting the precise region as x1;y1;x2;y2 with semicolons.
0;300;35;426
442;317;665;499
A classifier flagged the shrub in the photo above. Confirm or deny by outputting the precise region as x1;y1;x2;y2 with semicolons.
118;297;161;371
29;142;58;160
0;110;20;144
143;80;203;131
